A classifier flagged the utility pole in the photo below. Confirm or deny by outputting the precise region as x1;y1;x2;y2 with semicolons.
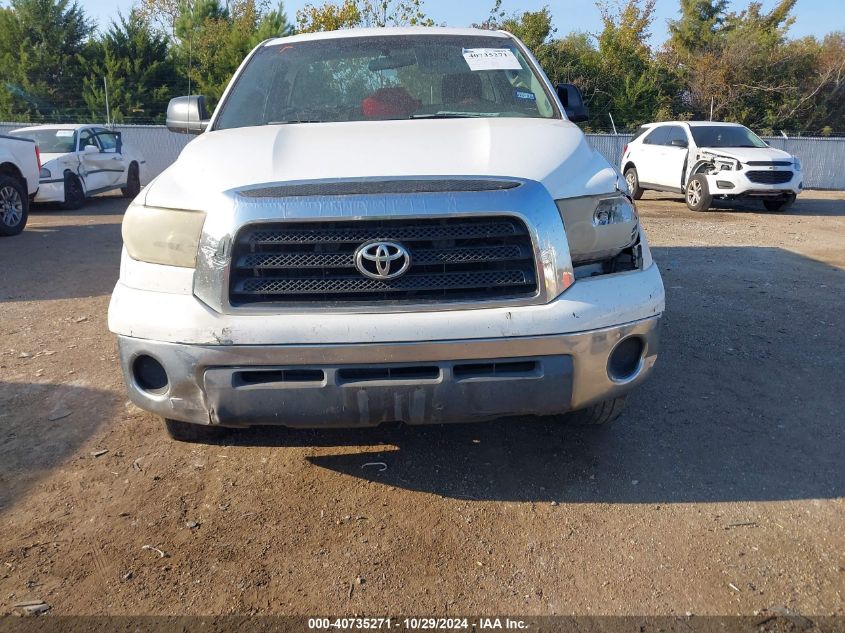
104;76;111;127
710;96;714;121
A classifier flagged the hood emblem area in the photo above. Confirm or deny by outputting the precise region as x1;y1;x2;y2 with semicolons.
354;241;412;280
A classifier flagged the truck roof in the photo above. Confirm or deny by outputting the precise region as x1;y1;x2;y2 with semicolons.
264;26;512;47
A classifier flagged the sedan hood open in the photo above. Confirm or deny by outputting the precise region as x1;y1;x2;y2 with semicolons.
144;118;619;210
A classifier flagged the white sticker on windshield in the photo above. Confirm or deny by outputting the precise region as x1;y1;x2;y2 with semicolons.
462;48;522;71
55;130;75;137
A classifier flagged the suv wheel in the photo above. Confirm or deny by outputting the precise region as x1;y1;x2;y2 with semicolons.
685;174;712;211
62;174;85;210
0;174;29;236
624;167;644;200
564;396;627;426
763;193;796;212
164;418;230;443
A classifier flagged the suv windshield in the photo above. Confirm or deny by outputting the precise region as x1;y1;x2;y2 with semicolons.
689;125;767;148
215;35;559;130
11;129;76;153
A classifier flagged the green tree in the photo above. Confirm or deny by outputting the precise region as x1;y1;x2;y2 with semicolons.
296;0;361;32
295;0;432;32
667;0;728;55
594;0;671;129
500;7;555;63
80;11;176;123
0;0;94;120
168;0;293;102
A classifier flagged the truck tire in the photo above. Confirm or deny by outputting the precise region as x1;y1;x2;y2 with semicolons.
122;162;141;198
0;174;29;236
565;396;627;426
62;173;85;210
763;193;796;212
624;167;644;200
164;418;230;443
685;174;712;211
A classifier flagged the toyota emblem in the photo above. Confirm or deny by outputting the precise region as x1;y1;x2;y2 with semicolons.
354;241;411;280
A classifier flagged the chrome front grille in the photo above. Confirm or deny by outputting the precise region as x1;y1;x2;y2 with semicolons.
229;217;538;305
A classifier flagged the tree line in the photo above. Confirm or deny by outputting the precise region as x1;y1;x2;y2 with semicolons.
0;0;842;133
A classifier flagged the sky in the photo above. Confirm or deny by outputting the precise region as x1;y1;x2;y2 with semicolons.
67;0;844;47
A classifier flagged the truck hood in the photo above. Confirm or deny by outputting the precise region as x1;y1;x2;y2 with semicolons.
699;145;793;164
144;118;618;210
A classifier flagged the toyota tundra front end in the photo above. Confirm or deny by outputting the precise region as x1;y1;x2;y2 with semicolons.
108;27;664;440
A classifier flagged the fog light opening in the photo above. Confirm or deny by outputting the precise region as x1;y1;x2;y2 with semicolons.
607;336;644;382
133;354;169;395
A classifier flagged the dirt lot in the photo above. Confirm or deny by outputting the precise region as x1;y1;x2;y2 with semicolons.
1;190;843;617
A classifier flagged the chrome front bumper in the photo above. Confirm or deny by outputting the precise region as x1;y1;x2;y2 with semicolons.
117;316;660;428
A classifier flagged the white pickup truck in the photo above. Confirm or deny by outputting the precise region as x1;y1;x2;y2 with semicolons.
108;27;665;441
0;133;40;236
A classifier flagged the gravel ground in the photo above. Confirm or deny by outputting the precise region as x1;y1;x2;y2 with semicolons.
0;190;843;617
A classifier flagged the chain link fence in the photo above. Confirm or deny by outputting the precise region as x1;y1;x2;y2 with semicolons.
3;123;843;190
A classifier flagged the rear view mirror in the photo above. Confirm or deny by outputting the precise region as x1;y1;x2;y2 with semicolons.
368;51;417;71
670;138;688;148
167;96;210;134
83;144;99;154
556;83;589;123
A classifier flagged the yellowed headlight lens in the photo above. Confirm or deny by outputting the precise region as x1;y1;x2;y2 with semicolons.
122;204;206;268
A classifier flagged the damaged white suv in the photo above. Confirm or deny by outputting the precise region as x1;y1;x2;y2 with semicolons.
108;27;664;441
621;121;803;212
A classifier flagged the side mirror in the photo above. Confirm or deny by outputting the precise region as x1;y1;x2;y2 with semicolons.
83;144;100;154
556;83;589;123
670;138;688;148
166;95;210;134
114;131;123;153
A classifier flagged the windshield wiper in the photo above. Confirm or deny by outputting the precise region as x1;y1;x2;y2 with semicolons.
410;113;492;119
266;120;323;125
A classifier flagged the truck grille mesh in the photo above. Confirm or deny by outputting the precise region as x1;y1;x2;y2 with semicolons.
746;170;793;184
229;217;537;305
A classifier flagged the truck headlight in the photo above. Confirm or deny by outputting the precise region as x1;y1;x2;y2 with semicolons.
122;203;206;267
793;157;802;171
557;193;640;265
40;167;51;179
593;195;636;226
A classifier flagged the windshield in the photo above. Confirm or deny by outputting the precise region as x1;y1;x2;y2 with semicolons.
11;129;76;153
215;35;559;130
689;125;767;148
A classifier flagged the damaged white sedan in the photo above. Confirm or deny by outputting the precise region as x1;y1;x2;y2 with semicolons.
10;124;144;209
621;121;803;212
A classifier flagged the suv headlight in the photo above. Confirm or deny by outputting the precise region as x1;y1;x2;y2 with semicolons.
714;157;741;171
793;157;802;171
122;203;206;267
593;195;636;226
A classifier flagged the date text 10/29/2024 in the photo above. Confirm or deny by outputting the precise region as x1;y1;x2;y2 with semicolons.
308;618;528;630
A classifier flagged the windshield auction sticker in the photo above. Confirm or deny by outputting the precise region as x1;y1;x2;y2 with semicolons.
462;48;522;71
